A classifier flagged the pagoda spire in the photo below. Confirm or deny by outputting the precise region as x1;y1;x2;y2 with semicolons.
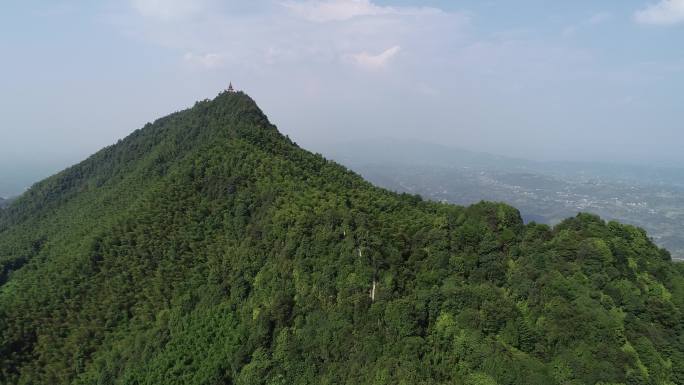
227;82;235;93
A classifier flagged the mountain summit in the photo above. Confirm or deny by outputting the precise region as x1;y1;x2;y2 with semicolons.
0;92;682;385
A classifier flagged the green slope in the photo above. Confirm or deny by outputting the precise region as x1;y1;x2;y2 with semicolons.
0;92;682;385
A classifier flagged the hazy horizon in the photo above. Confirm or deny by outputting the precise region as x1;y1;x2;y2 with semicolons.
3;0;684;196
6;132;684;199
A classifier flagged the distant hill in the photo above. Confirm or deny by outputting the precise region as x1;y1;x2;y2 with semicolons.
0;164;64;199
1;93;682;384
318;138;684;187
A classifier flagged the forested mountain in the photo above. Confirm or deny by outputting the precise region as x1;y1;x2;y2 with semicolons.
0;92;682;385
0;198;6;209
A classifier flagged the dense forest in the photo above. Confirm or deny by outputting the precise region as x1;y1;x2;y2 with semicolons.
0;92;682;385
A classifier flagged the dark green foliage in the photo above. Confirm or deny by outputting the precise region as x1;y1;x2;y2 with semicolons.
0;92;682;385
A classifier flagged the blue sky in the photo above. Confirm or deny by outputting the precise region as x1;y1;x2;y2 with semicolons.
1;0;684;195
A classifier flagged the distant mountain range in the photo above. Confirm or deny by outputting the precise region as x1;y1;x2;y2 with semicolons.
318;138;684;187
320;139;684;259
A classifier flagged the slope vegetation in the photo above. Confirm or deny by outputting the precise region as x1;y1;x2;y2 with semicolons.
0;92;682;385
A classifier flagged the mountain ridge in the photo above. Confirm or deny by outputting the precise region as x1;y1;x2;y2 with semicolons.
0;92;682;385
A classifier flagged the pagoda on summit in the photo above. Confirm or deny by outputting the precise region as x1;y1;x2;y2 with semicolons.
227;82;235;93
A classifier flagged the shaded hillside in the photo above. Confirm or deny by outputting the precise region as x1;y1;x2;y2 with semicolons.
0;92;682;385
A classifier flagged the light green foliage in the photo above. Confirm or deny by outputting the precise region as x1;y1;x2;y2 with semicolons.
0;92;682;385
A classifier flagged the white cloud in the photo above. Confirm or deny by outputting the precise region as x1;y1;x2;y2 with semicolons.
347;45;401;70
562;12;612;37
183;52;226;69
119;0;466;74
130;0;210;21
282;0;441;22
282;0;385;22
561;26;577;37
635;0;684;25
416;82;440;96
587;12;612;25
